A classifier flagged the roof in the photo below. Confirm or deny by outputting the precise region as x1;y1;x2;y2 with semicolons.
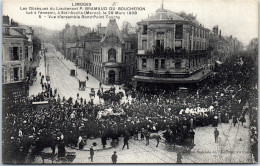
3;27;28;39
98;27;106;35
101;19;124;43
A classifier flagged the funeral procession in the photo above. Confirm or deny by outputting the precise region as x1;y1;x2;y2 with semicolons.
2;0;258;164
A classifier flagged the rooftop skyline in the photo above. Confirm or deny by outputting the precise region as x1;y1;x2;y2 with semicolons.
3;0;258;45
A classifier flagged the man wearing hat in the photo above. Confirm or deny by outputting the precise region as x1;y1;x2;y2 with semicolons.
111;151;117;164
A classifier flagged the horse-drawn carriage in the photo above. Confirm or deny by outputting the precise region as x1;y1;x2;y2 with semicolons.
162;128;195;152
40;151;76;164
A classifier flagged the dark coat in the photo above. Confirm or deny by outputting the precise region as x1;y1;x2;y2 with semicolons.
111;154;117;162
90;147;94;156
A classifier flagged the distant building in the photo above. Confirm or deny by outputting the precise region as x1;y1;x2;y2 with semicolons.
60;24;91;55
209;25;243;67
133;5;211;88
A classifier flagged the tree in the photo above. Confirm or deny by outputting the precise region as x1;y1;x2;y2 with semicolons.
178;11;197;22
121;21;137;34
32;35;41;59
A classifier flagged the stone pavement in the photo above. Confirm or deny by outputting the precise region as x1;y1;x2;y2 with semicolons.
33;115;252;164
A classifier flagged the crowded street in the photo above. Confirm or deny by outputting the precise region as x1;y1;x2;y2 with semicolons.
2;43;256;164
2;1;258;164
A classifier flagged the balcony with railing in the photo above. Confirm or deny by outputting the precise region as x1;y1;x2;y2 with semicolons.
138;47;210;58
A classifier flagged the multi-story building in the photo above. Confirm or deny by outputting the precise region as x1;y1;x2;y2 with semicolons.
82;19;136;85
2;16;30;100
60;24;91;56
133;6;211;88
209;25;243;67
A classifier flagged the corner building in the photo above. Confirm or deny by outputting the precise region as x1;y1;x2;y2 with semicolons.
133;6;212;89
83;19;136;85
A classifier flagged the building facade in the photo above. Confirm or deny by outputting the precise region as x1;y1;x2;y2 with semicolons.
63;19;136;85
133;6;211;88
209;25;244;67
83;19;136;85
2;16;31;100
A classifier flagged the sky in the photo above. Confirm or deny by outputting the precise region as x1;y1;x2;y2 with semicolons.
2;0;258;45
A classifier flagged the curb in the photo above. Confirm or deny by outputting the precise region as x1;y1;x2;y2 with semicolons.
68;144;115;152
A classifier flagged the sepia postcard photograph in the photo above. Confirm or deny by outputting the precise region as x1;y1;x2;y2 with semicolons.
1;0;258;164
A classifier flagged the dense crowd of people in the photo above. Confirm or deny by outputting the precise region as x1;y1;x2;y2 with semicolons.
2;53;257;164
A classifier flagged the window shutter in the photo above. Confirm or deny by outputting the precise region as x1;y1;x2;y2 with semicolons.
4;69;7;82
10;68;14;82
2;68;4;83
19;47;23;60
9;47;13;60
19;67;23;80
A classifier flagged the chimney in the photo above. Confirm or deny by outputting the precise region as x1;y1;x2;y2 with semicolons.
3;15;10;25
213;25;218;35
219;30;221;37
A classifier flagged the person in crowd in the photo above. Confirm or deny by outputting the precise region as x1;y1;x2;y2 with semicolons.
122;131;130;150
2;54;257;163
189;129;195;145
145;130;151;146
233;115;238;127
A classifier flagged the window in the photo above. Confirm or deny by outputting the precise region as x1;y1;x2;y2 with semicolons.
142;58;146;68
175;62;181;69
108;48;116;62
10;47;19;60
155;59;159;69
175;40;182;51
175;25;183;39
10;68;14;81
25;46;28;59
161;59;165;69
2;68;5;83
142;40;147;50
157;32;165;49
19;47;23;60
13;67;19;81
20;67;23;80
4;69;7;82
143;25;147;35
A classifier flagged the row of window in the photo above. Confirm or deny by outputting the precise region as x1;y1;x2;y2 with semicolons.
141;57;206;70
142;58;166;69
142;24;209;39
142;25;183;39
2;67;23;83
7;46;28;61
193;27;209;39
142;39;207;51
